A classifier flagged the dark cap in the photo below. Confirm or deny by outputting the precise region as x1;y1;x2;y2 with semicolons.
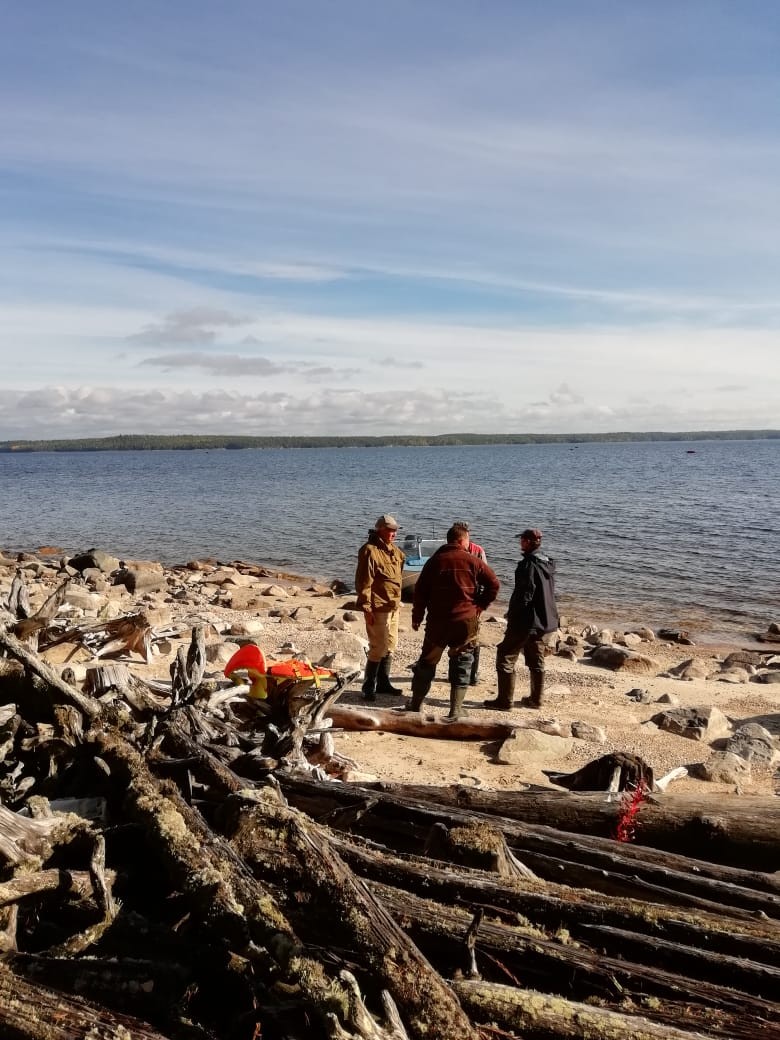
374;514;399;531
517;527;543;545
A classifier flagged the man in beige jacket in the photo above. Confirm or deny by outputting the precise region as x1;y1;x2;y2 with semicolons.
355;514;405;701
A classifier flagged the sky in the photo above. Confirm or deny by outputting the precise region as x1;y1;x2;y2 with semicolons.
2;0;779;438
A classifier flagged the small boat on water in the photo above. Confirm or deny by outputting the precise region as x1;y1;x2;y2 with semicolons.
400;534;444;601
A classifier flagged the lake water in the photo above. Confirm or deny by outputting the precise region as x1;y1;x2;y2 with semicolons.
2;440;778;641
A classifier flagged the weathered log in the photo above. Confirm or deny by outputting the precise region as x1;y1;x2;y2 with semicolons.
90;728;475;1040
452;978;752;1040
278;774;780;879
276;776;780;915
221;791;480;1040
326;830;780;963
374;882;780;1035
327;704;518;741
0;628;101;719
364;780;780;871
0;962;174;1040
0;869;110;909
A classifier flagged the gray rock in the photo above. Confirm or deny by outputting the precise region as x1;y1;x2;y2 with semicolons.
690;752;751;784
725;724;778;766
556;647;578;661
590;645;659;674
343;611;360;622
721;650;765;669
68;549;121;574
262;584;289;597
650;705;732;742
627;687;653;703
755;670;780;684
571;721;607;743
655;692;680;706
665;657;713;681
657;628;695;645
228;619;265;637
290;605;313;621
621;632;643;647
717;668;749;684
627;626;655;641
494;728;573;766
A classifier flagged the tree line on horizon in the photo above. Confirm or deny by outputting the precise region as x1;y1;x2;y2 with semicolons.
0;430;778;452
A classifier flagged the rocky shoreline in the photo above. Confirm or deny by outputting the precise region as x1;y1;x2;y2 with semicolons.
2;545;778;797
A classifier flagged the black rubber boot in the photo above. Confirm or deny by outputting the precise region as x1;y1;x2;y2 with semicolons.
444;685;468;722
403;661;435;711
362;660;380;702
518;671;544;709
469;646;481;686
376;655;402;695
483;671;515;711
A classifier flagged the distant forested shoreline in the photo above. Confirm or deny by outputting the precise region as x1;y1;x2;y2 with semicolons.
1;430;778;452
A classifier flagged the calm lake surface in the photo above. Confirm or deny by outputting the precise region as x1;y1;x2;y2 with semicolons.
2;440;778;640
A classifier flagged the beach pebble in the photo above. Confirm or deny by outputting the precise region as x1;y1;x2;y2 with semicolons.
290;605;313;621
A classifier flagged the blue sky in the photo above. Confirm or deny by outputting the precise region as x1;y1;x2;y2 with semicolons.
2;1;779;437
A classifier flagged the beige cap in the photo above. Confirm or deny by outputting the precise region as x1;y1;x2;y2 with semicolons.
374;514;399;531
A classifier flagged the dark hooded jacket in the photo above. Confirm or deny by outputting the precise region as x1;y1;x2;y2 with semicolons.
507;550;558;634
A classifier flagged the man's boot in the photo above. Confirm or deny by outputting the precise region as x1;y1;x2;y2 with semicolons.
361;660;380;702
376;655;402;695
518;671;544;709
402;662;435;711
469;646;481;686
483;671;515;711
444;685;468;722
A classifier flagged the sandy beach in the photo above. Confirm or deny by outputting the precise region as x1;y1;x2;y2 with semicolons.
2;547;778;799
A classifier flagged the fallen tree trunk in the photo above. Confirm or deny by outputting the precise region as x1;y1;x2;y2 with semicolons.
326;830;780;962
327;704;517;741
373;882;780;1036
277;776;780;914
366;781;780;871
90;728;477;1040
451;978;758;1040
278;775;780;877
0;963;173;1040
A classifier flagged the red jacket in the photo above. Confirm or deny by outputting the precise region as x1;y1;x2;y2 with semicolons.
412;544;499;630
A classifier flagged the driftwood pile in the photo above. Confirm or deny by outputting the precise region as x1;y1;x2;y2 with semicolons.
0;577;779;1039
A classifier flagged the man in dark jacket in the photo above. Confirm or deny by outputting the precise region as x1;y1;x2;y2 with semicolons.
408;525;500;720
484;527;559;711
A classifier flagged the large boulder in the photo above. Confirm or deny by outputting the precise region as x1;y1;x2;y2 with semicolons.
494;728;572;767
589;645;659;675
690;752;751;784
650;705;732;742
725;724;778;766
665;657;713;681
68;549;121;574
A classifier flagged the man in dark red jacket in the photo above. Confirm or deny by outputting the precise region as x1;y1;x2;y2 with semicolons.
408;525;500;720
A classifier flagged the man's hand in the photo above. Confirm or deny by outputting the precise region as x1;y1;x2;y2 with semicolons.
364;610;375;626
